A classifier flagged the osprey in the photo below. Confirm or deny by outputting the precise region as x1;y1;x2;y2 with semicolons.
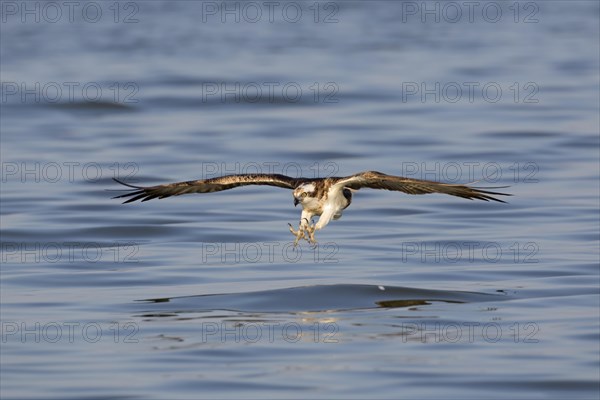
112;171;510;245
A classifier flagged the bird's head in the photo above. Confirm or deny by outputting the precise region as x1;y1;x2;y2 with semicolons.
293;183;317;207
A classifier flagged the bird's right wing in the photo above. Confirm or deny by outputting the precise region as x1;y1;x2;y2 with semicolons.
332;171;510;203
112;174;299;203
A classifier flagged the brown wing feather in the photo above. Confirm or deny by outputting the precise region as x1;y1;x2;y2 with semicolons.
112;174;299;203
333;171;511;203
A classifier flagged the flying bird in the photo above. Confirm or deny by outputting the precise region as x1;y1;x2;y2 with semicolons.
112;171;510;245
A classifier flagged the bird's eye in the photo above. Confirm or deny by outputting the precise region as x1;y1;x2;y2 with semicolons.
301;192;308;198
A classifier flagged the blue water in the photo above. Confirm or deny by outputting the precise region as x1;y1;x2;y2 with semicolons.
1;1;599;399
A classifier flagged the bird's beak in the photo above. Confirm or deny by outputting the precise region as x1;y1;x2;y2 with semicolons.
293;198;299;207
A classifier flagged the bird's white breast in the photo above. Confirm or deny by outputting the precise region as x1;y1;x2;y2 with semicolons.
324;186;349;212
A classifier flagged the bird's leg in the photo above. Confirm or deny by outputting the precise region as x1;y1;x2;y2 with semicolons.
305;223;317;245
301;218;318;245
288;217;318;247
288;222;306;247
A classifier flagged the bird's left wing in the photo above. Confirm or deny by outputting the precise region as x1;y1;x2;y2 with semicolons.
112;174;299;203
332;171;510;203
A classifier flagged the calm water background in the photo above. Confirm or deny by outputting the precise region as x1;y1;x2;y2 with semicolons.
1;1;599;399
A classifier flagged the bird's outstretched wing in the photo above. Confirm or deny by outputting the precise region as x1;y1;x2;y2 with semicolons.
112;174;299;203
332;171;510;203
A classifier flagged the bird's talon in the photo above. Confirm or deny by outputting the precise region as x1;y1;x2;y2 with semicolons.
289;219;319;247
303;223;317;245
289;222;307;247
